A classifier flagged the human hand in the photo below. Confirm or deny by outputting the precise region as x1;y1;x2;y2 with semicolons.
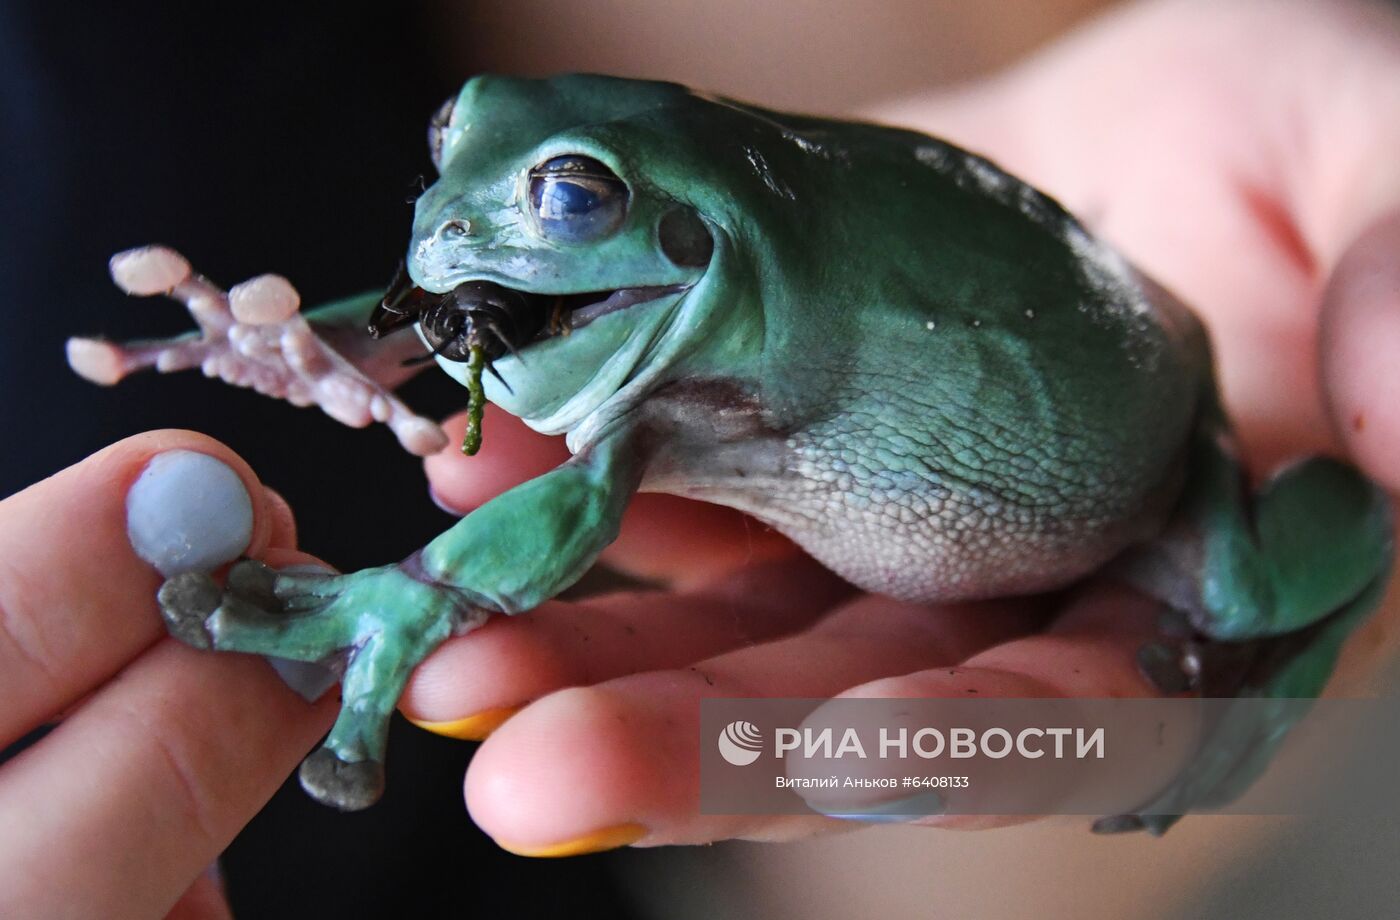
875;0;1400;486
0;432;334;919
398;0;1400;855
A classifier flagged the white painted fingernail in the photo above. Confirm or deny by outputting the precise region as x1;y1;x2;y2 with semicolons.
126;450;254;576
261;564;341;701
427;484;466;517
266;657;340;702
812;791;944;824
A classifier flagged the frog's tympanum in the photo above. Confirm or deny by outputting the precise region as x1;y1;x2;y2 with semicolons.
68;75;1393;833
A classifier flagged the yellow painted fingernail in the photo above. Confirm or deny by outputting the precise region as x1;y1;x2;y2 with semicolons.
498;823;647;858
409;706;520;741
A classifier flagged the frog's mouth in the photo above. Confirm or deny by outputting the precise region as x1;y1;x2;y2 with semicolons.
538;285;690;337
368;260;686;358
369;264;689;454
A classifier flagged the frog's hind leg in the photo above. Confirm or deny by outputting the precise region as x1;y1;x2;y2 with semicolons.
1102;403;1393;834
157;559;484;810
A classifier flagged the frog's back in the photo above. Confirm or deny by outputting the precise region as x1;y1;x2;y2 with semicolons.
681;104;1209;600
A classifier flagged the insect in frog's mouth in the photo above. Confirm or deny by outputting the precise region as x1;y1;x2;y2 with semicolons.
367;260;686;364
366;260;687;455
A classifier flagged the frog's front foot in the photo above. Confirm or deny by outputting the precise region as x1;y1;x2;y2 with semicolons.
298;749;387;812
66;245;447;455
158;558;488;810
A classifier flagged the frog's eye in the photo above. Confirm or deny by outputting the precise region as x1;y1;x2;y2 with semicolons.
428;96;455;172
527;155;628;243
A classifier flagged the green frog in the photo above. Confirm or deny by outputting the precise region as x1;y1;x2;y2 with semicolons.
68;74;1392;834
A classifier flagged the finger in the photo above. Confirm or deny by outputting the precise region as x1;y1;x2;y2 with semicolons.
1321;209;1400;493
827;583;1172;830
424;407;569;512
425;407;795;583
602;494;797;587
0;430;283;746
401;554;856;736
261;485;298;550
164;871;233;920
0;637;334;920
461;593;1042;854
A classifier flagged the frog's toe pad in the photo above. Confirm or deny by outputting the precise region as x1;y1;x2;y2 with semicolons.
156;572;220;650
110;245;193;295
225;558;282;609
66;338;127;385
299;748;385;811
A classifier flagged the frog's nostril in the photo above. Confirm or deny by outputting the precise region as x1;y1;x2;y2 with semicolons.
439;219;472;239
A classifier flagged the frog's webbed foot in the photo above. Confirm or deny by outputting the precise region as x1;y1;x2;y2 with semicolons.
298;748;387;811
1095;581;1386;837
67;245;447;456
1099;454;1394;835
159;558;488;810
1092;613;1261;835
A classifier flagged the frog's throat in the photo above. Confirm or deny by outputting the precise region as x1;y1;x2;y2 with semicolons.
562;266;746;452
518;286;694;444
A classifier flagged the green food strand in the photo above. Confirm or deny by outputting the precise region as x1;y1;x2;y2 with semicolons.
461;344;486;456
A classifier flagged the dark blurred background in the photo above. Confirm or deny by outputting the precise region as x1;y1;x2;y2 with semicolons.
0;3;649;917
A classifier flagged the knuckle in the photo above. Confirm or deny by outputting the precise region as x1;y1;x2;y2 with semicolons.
97;697;224;849
0;555;65;694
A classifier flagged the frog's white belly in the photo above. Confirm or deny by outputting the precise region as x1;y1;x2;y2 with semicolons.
680;471;1151;603
633;378;1179;602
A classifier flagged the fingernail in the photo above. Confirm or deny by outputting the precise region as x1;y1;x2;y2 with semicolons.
812;790;944;824
428;484;466;517
1091;813;1146;834
203;859;224;891
258;566;341;701
409;706;520;741
126;450;254;576
497;823;647;858
266;657;340;702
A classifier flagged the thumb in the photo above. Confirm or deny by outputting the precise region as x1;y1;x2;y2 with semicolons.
1320;209;1400;493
